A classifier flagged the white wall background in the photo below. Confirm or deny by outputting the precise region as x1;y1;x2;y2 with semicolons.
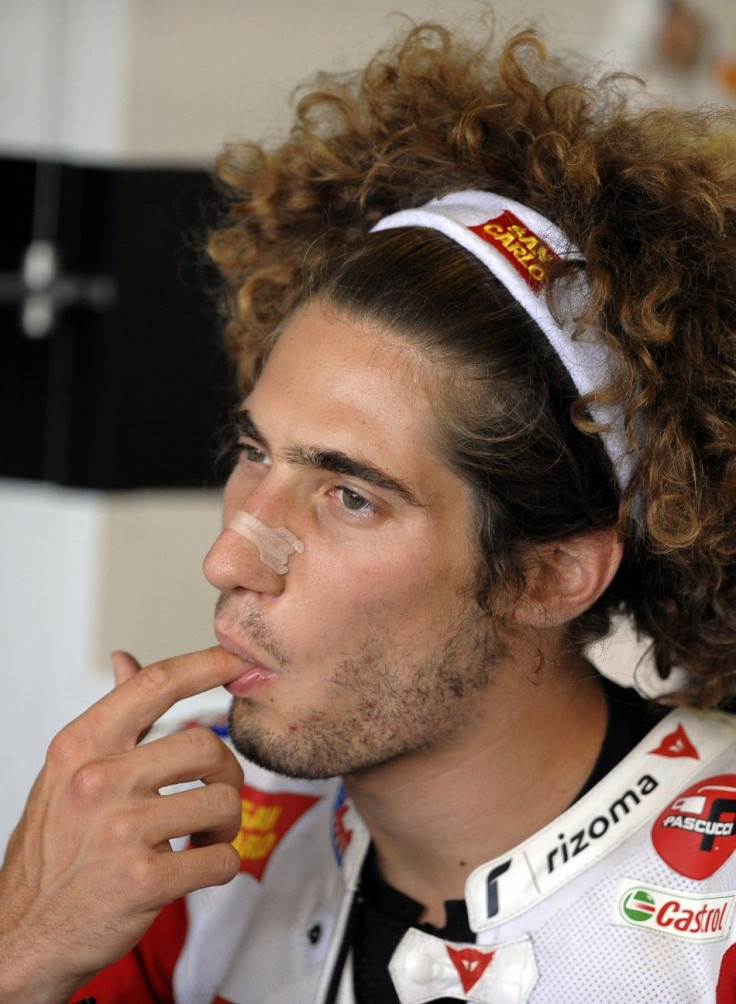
1;0;733;846
0;0;615;166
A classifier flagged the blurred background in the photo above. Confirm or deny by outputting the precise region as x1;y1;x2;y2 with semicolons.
1;0;734;847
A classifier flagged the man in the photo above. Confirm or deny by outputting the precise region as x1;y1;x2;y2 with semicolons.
2;17;736;1004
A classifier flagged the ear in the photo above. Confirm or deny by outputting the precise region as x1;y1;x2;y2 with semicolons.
512;526;624;629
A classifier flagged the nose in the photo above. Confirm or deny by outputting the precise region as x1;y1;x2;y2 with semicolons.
203;524;287;597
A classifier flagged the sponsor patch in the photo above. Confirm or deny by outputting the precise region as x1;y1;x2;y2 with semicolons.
613;879;736;942
649;723;699;760
652;774;736;879
467;210;559;291
466;710;736;931
232;784;319;881
546;774;659;875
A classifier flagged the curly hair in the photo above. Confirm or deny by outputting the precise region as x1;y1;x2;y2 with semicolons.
207;18;736;709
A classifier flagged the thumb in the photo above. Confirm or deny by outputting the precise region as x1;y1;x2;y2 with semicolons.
111;650;142;688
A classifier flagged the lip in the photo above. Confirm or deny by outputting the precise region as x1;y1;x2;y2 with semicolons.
215;625;279;697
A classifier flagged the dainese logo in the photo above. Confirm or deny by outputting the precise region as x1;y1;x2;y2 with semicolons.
446;946;495;994
649;723;699;760
652;774;736;879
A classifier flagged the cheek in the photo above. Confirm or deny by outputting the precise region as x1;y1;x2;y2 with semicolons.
286;536;468;635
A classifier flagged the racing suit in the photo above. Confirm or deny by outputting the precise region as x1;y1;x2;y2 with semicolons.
73;706;736;1003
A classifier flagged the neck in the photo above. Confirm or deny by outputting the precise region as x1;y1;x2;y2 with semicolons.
343;641;607;926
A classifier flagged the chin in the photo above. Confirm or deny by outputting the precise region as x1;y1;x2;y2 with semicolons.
227;702;338;779
227;702;406;780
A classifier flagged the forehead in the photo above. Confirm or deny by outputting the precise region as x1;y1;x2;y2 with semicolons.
246;301;461;500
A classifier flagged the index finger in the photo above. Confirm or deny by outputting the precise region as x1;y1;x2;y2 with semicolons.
66;646;243;754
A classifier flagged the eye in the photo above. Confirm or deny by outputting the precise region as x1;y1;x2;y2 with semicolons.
336;487;378;516
239;441;271;466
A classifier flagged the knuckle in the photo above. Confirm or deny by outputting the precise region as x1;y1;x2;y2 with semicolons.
213;844;241;885
212;783;243;820
127;855;160;903
70;760;109;804
46;728;82;771
187;726;225;762
134;660;173;694
108;810;139;847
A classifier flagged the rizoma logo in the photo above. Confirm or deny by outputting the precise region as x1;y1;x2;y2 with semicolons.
547;774;659;873
614;881;735;942
652;775;736;879
467;210;559;291
233;785;319;881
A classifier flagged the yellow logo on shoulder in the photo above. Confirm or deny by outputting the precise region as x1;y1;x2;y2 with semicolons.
232;784;320;881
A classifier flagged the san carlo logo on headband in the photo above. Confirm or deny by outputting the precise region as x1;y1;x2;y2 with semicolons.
468;210;559;292
372;190;634;492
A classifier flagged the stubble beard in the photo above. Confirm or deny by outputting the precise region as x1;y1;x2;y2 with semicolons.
227;602;504;780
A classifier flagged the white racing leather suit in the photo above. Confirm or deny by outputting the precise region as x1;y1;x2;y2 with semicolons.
74;707;736;1003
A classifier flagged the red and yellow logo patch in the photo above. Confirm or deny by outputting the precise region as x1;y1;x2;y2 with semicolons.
232;784;320;881
468;209;559;291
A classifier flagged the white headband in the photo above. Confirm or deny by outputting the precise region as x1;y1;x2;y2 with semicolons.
371;191;633;491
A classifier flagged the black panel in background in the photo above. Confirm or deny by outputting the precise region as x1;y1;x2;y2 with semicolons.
0;158;47;479
0;158;237;489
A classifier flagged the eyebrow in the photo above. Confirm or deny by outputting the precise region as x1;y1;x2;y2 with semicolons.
234;409;269;448
235;409;424;507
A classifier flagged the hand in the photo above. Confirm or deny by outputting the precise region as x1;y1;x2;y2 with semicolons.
0;646;246;1003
